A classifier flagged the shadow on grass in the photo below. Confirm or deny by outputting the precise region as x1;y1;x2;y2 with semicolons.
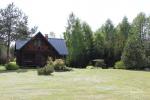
126;69;150;73
0;68;36;74
54;68;73;72
0;66;73;74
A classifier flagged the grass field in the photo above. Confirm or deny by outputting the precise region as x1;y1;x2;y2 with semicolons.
0;67;150;100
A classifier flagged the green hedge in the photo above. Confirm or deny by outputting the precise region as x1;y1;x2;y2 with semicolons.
5;62;19;70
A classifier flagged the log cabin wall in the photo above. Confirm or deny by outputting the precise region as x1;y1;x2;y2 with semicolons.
15;32;68;67
16;33;60;67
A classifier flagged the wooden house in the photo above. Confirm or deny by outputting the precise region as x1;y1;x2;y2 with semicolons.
15;32;68;67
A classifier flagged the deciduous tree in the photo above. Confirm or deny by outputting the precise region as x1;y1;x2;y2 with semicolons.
0;3;37;62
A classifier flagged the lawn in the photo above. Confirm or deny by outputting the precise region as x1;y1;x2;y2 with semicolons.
0;68;150;100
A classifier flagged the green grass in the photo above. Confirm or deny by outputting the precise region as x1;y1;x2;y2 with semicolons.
0;68;150;100
0;65;5;71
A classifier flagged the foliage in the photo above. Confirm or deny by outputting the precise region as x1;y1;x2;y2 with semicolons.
114;17;130;61
53;59;72;71
5;62;19;70
37;65;54;75
37;57;70;75
46;57;53;65
93;30;104;59
64;12;150;69
82;22;94;64
114;61;126;69
121;35;146;69
0;3;37;62
101;19;116;67
64;13;93;68
131;12;146;38
37;57;54;75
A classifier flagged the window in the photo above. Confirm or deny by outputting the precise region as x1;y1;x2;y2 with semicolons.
34;39;41;47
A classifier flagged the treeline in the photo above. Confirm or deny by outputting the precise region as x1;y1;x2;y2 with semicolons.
64;12;150;69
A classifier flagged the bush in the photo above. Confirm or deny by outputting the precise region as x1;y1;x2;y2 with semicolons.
46;57;53;65
121;35;146;69
92;59;106;69
37;65;54;75
53;59;72;71
37;58;71;75
5;62;19;70
114;61;126;69
37;57;54;75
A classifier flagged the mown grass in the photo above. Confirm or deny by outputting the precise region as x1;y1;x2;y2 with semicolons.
0;65;5;71
0;68;150;100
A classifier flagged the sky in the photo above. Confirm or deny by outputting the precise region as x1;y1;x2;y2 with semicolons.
0;0;150;38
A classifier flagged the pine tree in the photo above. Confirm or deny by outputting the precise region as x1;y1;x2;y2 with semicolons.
121;35;146;69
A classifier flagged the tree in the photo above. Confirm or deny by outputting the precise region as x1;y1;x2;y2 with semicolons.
114;16;130;61
72;18;85;67
93;29;104;59
102;19;115;66
121;35;146;69
82;22;93;64
129;12;150;68
131;12;146;39
0;3;37;62
64;13;76;66
64;13;85;67
64;13;94;67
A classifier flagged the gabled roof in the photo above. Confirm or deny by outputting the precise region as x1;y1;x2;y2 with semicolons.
48;38;68;55
15;32;68;56
16;38;30;50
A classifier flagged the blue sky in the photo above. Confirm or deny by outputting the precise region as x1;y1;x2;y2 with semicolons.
0;0;150;38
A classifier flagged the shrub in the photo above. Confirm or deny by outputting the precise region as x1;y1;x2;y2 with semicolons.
92;59;106;69
53;59;71;71
47;57;53;65
37;58;71;75
37;57;54;75
37;65;54;75
5;62;19;70
114;61;126;69
121;35;146;69
11;58;16;62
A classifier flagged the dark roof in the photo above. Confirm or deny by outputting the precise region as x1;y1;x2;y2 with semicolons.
48;38;68;55
16;38;30;50
15;34;68;56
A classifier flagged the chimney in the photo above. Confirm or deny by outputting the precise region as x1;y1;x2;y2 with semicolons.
45;34;48;40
